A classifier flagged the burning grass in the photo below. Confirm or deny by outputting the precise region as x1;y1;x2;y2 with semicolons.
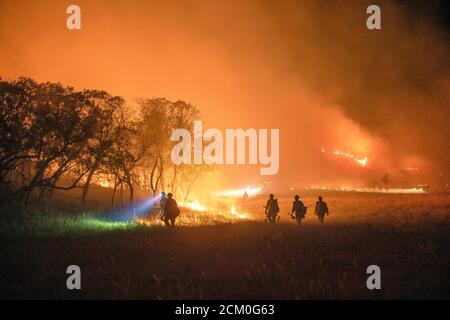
136;205;251;227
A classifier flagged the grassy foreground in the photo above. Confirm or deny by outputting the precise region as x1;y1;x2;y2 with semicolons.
0;192;449;299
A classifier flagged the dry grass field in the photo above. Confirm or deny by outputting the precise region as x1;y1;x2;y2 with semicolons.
0;191;449;299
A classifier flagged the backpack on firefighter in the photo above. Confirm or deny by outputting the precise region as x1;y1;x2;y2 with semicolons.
263;194;280;223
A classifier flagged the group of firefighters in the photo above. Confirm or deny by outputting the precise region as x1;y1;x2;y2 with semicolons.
158;191;329;227
263;194;329;226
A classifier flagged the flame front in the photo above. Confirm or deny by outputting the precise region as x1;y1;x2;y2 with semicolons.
136;196;251;227
306;185;427;194
178;199;208;212
321;148;368;167
230;206;247;219
213;187;262;197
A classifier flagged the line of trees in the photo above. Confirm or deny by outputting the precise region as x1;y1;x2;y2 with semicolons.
0;77;202;211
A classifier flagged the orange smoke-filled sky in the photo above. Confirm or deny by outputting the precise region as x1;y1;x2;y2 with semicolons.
0;0;449;189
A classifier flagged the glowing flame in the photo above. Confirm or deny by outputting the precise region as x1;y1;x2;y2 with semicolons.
306;185;427;194
94;176;113;188
321;148;368;167
178;199;207;212
137;197;251;227
98;180;110;188
357;158;368;167
179;200;248;219
230;206;247;219
213;186;262;197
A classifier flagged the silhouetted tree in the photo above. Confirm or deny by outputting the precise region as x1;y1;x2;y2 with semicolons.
0;78;204;212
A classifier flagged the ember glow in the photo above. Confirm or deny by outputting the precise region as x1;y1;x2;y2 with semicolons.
306;185;427;194
229;206;247;219
213;187;262;197
177;199;250;221
178;199;208;212
321;148;368;167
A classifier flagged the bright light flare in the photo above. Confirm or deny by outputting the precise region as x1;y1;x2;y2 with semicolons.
178;199;207;212
102;194;162;222
230;206;247;219
179;199;248;219
213;186;262;197
97;180;111;188
306;185;427;194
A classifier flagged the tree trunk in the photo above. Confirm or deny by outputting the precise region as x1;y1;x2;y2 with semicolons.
81;167;96;204
158;153;164;193
172;165;177;196
149;156;159;197
120;183;123;206
128;181;134;204
112;177;118;207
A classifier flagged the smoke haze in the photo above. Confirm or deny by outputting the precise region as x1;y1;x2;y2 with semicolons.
1;0;448;190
